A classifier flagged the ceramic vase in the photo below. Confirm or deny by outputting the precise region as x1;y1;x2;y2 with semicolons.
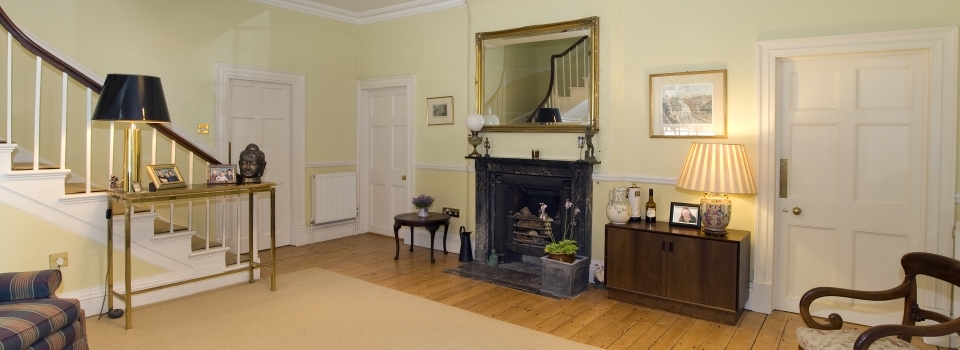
606;186;631;224
417;208;429;217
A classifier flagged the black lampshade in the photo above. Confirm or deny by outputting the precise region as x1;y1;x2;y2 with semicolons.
92;74;171;123
535;108;561;123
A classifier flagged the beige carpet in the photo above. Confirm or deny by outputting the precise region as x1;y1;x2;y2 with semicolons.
87;267;598;349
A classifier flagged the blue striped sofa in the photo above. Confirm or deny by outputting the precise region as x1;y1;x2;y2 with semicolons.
0;270;87;350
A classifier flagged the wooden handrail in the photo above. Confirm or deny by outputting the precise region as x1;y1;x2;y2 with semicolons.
529;36;589;122
0;6;221;165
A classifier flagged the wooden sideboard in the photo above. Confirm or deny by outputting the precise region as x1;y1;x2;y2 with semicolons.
604;221;750;325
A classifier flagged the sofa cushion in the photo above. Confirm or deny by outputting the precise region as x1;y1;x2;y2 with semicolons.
0;271;62;302
0;298;81;350
797;327;919;350
24;310;87;350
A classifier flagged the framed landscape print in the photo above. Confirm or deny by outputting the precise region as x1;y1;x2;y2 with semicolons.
426;96;454;125
649;69;727;138
146;164;186;190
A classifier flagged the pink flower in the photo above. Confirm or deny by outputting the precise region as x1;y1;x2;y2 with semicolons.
565;200;573;209
574;208;581;215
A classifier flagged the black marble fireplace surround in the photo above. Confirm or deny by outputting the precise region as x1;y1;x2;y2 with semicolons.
473;157;594;263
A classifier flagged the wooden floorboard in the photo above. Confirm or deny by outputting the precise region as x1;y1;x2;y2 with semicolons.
267;233;952;350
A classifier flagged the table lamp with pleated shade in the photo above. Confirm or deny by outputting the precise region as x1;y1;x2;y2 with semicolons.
92;74;171;193
675;143;757;235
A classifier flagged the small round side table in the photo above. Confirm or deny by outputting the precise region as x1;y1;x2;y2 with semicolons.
392;212;451;263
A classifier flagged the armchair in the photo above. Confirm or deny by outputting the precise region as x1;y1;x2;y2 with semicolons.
0;269;87;350
797;252;960;350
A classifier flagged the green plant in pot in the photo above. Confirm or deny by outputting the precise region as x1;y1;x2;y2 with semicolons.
543;200;579;263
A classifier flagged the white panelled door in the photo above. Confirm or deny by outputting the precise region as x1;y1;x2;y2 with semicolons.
365;87;409;235
775;51;928;326
229;79;291;251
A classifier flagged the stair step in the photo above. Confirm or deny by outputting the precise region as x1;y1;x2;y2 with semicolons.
64;183;107;195
225;252;250;266
190;235;223;251
153;219;189;235
11;162;59;170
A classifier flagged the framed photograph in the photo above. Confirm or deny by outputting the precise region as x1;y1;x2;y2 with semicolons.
145;164;186;190
130;181;142;193
649;69;727;138
426;96;454;125
207;164;238;184
669;202;701;228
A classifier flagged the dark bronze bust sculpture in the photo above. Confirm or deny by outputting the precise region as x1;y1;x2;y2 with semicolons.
238;143;266;183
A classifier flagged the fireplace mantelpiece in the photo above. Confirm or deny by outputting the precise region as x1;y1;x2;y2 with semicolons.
474;157;594;262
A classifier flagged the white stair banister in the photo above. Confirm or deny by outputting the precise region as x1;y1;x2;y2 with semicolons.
85;88;91;193
5;32;10;144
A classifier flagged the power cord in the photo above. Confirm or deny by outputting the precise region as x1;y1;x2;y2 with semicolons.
97;207;123;320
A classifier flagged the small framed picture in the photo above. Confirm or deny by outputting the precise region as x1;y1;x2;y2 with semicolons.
669;202;701;228
130;181;142;193
145;164;186;190
426;96;454;125
649;69;727;138
207;164;238;184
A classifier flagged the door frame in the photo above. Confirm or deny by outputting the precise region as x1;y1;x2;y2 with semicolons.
754;27;958;316
215;63;306;246
356;75;416;234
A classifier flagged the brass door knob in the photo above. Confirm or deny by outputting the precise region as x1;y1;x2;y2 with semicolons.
401;175;406;180
792;207;802;215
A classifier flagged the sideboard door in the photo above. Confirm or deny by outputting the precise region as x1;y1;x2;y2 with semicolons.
606;228;666;296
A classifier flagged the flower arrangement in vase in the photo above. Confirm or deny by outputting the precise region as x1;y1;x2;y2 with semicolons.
412;194;435;218
543;199;580;263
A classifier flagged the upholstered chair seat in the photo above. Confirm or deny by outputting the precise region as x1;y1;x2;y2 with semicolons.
796;328;918;350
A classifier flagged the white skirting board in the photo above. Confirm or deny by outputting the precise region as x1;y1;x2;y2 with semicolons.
62;269;257;316
297;220;357;246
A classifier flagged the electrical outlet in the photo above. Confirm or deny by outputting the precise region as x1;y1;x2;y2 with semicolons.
49;252;68;268
442;207;459;218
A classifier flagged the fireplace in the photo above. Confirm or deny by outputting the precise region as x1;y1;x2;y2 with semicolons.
474;157;593;264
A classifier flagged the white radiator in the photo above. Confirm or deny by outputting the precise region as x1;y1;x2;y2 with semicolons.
312;172;357;225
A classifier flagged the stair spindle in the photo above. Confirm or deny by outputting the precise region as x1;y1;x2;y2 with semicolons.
60;72;66;169
85;88;91;193
5;32;9;144
33;56;40;170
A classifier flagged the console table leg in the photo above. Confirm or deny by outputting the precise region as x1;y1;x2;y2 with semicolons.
270;188;276;291
442;222;449;254
409;226;414;252
426;224;439;263
248;192;254;283
124;202;132;330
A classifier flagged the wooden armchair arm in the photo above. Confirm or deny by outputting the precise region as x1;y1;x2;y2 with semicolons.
854;318;960;350
799;279;912;330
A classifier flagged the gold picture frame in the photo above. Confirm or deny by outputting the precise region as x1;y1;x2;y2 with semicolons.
649;69;727;138
426;96;454;125
146;164;186;190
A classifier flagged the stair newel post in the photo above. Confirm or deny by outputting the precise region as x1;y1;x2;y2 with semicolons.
187;153;194;232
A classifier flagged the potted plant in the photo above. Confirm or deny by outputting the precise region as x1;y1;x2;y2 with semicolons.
543;200;580;262
412;194;434;217
540;200;590;298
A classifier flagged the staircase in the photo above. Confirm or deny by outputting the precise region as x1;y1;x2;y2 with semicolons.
534;36;590;123
0;5;256;310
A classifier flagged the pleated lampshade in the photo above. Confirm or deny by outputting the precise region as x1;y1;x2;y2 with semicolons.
676;143;757;195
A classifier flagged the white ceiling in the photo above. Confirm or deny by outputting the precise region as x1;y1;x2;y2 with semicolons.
248;0;465;25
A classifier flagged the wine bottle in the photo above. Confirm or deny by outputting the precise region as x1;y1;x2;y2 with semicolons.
645;188;656;222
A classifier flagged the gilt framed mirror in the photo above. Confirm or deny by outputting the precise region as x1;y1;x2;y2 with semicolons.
475;17;599;133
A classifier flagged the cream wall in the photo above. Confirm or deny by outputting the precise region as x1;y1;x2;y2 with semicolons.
358;0;960;262
358;6;472;231
0;202;167;294
0;0;359;291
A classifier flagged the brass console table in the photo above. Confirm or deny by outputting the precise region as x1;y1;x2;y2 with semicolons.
107;182;277;329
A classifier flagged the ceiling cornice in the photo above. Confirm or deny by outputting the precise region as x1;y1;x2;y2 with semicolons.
247;0;466;25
